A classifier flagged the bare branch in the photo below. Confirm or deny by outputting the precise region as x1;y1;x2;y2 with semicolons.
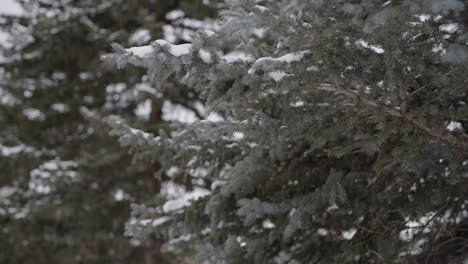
317;84;468;151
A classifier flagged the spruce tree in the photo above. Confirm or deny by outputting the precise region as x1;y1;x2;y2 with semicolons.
106;0;468;263
0;0;215;263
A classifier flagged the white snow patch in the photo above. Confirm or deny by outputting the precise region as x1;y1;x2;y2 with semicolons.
166;10;185;20
134;99;152;120
0;144;35;157
23;108;45;121
162;101;199;123
0;0;24;16
28;160;78;194
163;187;210;212
447;121;462;131
151;216;172;227
51;103;70;113
211;180;226;190
432;43;447;55
202;29;215;37
439;23;459;33
317;228;329;236
222;51;255;63
128;127;154;140
262;219;275;229
113;189;127;201
253;50;310;66
399;212;435;241
342;228;357;240
129;29;151;45
249;50;310;74
291;101;305;107
254;5;269;13
206;112;224;122
269;71;291;82
0;186;16;198
106;83;127;93
126;45;154;58
417;14;431;22
155;39;192;57
326;203;339;212
166;167;179;178
198;49;212;64
162;25;177;43
355;39;384;54
306;66;319;72
231;131;245;141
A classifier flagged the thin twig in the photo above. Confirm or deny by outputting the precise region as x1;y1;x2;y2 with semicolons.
316;83;468;150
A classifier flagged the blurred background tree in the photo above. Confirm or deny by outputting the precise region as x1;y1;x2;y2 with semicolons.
0;1;216;263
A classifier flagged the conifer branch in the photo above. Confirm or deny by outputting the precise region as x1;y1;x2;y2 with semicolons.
317;84;468;151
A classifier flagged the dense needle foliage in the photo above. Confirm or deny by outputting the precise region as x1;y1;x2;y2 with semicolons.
106;0;468;263
0;0;215;263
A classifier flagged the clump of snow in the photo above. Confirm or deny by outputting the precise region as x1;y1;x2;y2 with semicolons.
28;160;78;194
439;23;459;33
262;219;275;229
342;228;357;240
51;103;70;113
129;29;151;45
291;101;305;107
23;108;45;121
166;167;179;178
163;187;211;212
317;228;329;236
326;203;339;212
306;65;319;72
162;101;199;123
162;25;178;43
355;39;384;54
0;144;35;157
166;10;185;20
202;30;215;37
231;131;245;141
128;127;154;141
151;216;172;227
155;39;192;57
269;71;291;82
253;50;310;66
135;82;161;97
399;212;436;241
79;72;92;80
211;180;226;190
249;50;310;74
0;0;24;16
416;14;431;22
432;43;447;55
0;87;19;106
254;5;269;13
198;49;212;64
113;189;127;201
0;186;16;198
447;121;462;131
222;51;255;63
134;99;152;120
126;45;154;59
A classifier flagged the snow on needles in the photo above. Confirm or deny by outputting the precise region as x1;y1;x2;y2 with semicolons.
126;45;154;58
163;187;211;213
126;39;192;59
155;39;192;57
253;50;310;66
248;50;310;74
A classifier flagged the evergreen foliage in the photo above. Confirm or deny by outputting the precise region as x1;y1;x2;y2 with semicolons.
106;0;468;263
0;0;215;263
